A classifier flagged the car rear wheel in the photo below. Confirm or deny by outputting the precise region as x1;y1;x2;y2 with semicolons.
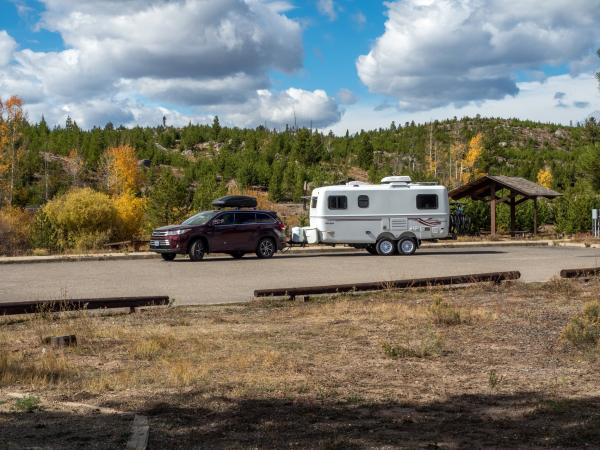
256;237;275;258
397;238;417;256
161;253;176;261
229;251;245;259
188;239;205;261
366;244;378;255
376;238;396;256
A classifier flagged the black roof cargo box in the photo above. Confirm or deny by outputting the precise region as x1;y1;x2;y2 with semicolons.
212;195;258;209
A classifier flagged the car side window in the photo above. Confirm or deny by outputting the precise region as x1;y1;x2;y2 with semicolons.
256;213;275;223
236;212;256;224
214;212;235;225
328;195;347;210
416;194;438;210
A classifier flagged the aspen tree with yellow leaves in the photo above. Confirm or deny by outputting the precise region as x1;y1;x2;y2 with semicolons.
461;133;484;184
104;145;147;239
536;167;553;189
105;145;142;194
0;96;25;206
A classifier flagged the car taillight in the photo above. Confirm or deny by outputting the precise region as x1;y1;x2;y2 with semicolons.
277;222;286;231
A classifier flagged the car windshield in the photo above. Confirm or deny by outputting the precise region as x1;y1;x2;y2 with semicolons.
181;211;217;226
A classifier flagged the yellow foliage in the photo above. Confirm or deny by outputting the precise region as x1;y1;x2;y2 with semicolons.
106;145;141;194
0;206;32;255
43;188;117;250
113;191;147;239
461;133;484;184
537;167;553;189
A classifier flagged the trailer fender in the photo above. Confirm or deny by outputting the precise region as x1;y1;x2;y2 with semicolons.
397;231;418;243
376;232;397;242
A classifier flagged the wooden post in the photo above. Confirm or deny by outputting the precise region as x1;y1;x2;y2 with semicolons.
533;197;538;236
510;194;516;237
490;183;496;236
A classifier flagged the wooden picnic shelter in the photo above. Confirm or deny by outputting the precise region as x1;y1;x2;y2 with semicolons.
449;175;562;236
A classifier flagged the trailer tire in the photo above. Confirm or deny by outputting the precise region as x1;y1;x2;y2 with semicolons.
397;238;417;256
366;244;378;255
376;238;396;256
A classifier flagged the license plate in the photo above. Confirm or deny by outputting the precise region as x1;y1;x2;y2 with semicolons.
151;240;160;246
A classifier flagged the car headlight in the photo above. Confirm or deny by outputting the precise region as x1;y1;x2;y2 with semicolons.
165;229;190;236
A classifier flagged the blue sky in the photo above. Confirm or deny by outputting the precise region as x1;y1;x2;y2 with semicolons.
0;0;599;132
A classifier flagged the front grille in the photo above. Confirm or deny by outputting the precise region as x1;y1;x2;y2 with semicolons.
150;240;171;248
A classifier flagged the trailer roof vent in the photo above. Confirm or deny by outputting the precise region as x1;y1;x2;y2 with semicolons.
346;181;367;187
381;176;412;184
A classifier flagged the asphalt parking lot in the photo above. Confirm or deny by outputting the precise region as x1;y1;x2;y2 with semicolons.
1;246;599;305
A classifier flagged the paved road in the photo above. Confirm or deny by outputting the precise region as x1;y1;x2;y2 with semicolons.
1;246;599;305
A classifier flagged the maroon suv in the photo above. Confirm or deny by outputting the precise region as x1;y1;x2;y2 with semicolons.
149;209;286;261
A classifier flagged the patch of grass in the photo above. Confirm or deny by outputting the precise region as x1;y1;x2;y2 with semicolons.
488;369;504;391
429;297;466;325
382;332;443;359
14;395;41;412
561;301;600;348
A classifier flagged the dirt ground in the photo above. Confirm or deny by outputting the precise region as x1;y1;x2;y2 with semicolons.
1;279;600;449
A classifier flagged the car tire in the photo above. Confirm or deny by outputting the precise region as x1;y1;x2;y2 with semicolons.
161;253;176;261
229;251;245;259
376;238;396;256
256;237;276;259
366;244;378;255
397;238;417;256
188;239;205;261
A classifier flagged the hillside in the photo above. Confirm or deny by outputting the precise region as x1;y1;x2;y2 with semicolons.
1;112;599;255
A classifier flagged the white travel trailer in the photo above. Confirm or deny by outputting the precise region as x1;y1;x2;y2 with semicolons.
292;176;449;255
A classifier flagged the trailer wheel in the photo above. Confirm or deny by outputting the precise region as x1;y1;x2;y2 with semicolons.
376;238;396;256
397;238;417;256
366;244;378;255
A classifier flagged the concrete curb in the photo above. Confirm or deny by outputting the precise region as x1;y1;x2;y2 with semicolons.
1;240;597;265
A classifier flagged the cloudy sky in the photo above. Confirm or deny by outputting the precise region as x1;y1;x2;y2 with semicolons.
0;0;599;132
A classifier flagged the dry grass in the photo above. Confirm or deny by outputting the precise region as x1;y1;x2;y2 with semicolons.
2;279;600;448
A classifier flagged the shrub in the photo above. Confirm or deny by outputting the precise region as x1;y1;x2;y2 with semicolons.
554;190;600;234
29;208;59;252
382;332;443;359
43;188;117;250
429;297;464;325
113;191;147;239
14;395;41;413
0;206;32;255
561;301;600;348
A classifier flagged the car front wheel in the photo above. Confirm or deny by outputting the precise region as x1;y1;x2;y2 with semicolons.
188;239;205;261
256;238;275;258
376;238;396;256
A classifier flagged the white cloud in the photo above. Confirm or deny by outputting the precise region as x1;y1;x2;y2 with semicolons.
226;88;342;128
317;0;336;21
356;0;600;111
330;73;600;134
0;0;344;129
0;30;17;66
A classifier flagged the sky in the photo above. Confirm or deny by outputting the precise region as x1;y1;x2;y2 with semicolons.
0;0;599;133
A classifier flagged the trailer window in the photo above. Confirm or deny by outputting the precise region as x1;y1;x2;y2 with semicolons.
311;196;318;208
416;194;438;210
328;195;347;210
358;195;369;208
